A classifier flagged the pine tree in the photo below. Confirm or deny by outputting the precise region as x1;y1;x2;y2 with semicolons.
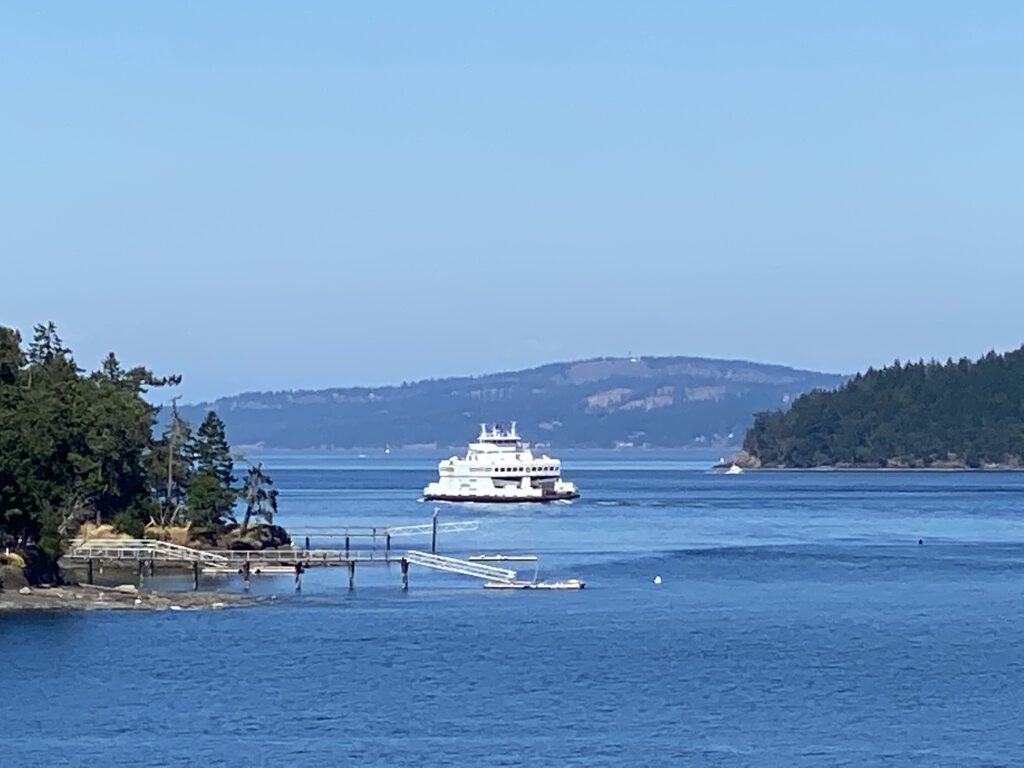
193;412;234;487
239;462;278;535
151;402;193;526
186;411;237;528
27;321;68;365
25;321;78;387
0;328;24;385
1;323;179;554
100;352;124;382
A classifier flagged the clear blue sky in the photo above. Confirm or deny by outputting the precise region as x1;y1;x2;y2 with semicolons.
2;2;1022;402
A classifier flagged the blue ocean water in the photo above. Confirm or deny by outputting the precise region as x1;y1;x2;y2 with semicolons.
4;452;1024;767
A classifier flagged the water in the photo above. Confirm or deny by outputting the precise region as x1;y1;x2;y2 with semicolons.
4;452;1024;766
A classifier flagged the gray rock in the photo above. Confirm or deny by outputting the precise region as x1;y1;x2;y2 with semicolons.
0;563;30;591
18;586;31;595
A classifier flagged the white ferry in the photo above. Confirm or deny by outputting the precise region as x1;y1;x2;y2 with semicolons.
422;422;579;503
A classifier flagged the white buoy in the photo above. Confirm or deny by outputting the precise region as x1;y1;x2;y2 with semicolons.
653;575;662;585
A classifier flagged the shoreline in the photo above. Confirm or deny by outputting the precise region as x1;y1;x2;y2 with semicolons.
727;465;1024;472
0;583;261;613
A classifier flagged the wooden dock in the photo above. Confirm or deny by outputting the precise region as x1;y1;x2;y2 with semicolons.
64;516;583;593
63;538;530;592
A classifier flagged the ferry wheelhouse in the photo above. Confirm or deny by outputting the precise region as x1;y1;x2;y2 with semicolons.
422;423;579;503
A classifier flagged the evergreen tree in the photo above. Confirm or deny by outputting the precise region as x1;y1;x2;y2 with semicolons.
744;346;1024;467
100;352;125;382
0;323;178;554
27;321;69;366
151;402;193;527
186;411;237;528
0;327;24;385
193;411;234;486
239;462;278;535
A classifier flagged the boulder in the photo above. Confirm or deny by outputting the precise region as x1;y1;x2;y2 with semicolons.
218;523;292;551
248;524;291;549
23;546;62;586
729;450;762;469
1;563;30;591
187;527;222;549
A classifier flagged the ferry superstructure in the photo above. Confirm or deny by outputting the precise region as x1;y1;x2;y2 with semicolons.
422;423;579;503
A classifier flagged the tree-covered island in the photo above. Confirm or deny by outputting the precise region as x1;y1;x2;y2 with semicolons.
741;347;1024;468
0;322;287;589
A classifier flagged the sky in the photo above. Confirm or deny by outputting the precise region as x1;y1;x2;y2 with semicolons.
2;2;1022;402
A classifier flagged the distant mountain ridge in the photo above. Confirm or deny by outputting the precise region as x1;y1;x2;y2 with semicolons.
180;356;847;450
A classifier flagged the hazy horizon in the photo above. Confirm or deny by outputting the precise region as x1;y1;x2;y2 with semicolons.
4;2;1022;402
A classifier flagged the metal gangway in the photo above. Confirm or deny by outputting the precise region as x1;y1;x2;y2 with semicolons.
386;521;479;538
403;550;517;583
289;520;479;540
67;538;231;566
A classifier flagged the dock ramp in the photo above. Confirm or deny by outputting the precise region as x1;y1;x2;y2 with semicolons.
404;550;516;583
68;539;231;566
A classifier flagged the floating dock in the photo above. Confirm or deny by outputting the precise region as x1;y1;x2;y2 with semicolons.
484;579;585;590
468;553;538;562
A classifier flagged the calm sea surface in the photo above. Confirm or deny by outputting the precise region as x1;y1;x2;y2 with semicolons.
4;452;1024;767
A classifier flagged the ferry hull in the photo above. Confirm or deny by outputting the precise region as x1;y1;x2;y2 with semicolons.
423;491;580;503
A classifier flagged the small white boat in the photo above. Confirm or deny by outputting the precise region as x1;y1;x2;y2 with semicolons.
468;553;538;562
726;464;744;475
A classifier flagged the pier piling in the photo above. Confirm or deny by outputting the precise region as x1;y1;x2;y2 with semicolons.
192;561;200;591
401;558;409;591
294;562;304;592
242;561;251;591
348;560;355;591
86;558;94;585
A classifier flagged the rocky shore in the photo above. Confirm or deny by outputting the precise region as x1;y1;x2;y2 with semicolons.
0;583;259;613
0;521;295;612
717;449;1024;471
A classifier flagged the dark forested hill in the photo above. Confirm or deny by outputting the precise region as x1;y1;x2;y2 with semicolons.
743;348;1024;468
180;356;845;450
